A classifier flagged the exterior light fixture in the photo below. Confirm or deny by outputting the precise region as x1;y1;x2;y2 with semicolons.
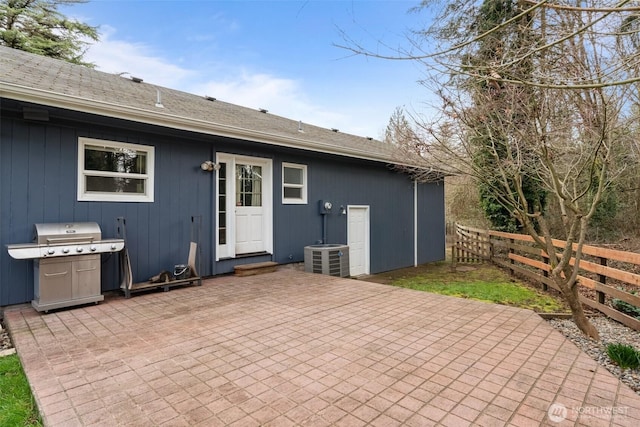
200;161;220;172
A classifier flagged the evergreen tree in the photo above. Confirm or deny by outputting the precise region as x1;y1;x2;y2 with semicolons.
467;0;546;232
0;0;98;67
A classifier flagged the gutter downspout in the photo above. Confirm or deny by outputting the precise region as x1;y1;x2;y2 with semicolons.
414;180;418;267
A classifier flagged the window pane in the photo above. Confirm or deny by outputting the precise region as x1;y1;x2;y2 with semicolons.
218;163;227;244
85;145;147;174
284;167;303;185
236;164;262;207
284;187;302;199
86;176;145;194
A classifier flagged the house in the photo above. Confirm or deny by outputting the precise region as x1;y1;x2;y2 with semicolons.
0;46;445;306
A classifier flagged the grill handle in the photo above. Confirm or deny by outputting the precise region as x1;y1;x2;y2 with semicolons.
46;236;95;244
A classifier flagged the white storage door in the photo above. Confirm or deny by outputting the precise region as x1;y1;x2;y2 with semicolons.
347;205;370;276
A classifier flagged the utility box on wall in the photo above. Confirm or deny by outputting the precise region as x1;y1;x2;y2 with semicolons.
304;244;349;277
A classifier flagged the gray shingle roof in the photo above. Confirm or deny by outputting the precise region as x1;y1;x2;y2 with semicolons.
0;46;401;164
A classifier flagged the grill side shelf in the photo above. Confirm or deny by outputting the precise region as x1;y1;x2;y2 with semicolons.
6;244;42;260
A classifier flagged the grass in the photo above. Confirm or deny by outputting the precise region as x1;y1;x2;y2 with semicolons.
376;260;566;313
0;354;42;427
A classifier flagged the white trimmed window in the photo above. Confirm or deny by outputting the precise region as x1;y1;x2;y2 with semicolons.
78;137;155;202
282;162;307;204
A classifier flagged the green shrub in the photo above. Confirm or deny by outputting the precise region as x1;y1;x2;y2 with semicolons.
606;343;640;370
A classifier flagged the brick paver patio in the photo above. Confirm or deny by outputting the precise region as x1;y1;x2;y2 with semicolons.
5;270;640;426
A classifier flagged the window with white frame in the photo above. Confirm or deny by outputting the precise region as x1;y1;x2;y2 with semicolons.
78;137;155;202
282;162;307;204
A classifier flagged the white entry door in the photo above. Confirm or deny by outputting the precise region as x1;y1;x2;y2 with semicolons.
235;164;264;254
347;205;370;276
215;154;273;260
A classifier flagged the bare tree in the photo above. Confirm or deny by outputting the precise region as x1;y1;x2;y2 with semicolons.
342;1;640;339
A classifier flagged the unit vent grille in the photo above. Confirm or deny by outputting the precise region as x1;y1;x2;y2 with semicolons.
304;245;350;277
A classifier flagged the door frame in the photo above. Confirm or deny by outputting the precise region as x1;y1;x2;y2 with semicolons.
215;153;273;260
347;205;370;276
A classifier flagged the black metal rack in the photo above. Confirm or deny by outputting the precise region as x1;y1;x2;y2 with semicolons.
117;216;202;298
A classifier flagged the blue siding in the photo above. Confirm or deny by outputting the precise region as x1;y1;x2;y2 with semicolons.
272;152;443;274
417;181;446;264
1;100;445;306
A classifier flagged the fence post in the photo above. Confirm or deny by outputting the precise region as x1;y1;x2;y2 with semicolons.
509;238;515;276
597;256;607;305
489;232;494;262
542;255;549;292
451;224;458;271
472;230;477;262
462;227;467;263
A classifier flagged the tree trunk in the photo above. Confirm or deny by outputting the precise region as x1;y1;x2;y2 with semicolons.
557;277;600;340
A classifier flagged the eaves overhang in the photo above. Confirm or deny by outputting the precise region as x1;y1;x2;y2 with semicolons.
1;81;401;166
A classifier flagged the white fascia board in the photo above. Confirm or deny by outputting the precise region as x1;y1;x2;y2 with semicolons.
1;82;395;164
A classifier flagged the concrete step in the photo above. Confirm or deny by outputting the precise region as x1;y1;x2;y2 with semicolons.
234;261;279;277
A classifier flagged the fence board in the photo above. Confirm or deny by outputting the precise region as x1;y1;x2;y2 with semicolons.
595;283;640;307
508;242;546;257
453;244;488;260
577;275;598;290
581;297;640;330
508;253;550;272
570;258;640;287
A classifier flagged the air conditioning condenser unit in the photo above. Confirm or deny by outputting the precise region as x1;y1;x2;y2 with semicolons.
304;244;350;277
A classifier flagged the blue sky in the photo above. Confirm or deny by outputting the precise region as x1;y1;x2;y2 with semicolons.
62;0;434;138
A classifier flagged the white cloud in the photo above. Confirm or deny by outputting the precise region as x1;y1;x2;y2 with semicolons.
82;29;382;137
190;72;347;131
84;26;196;87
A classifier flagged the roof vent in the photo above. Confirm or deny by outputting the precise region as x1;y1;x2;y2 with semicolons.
205;95;216;101
298;120;304;133
131;76;143;83
155;89;164;108
331;128;339;133
259;108;268;113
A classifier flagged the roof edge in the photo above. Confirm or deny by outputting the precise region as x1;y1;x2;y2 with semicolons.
1;81;397;164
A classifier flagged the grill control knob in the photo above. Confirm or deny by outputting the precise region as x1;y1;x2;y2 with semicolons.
62;248;70;254
111;244;117;250
76;247;84;253
90;245;97;252
47;249;55;255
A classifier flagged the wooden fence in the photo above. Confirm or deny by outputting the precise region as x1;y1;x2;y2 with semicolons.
453;223;640;331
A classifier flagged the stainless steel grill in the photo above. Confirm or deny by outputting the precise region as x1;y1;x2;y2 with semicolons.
7;222;124;312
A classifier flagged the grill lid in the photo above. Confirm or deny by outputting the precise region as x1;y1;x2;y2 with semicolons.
34;222;101;244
